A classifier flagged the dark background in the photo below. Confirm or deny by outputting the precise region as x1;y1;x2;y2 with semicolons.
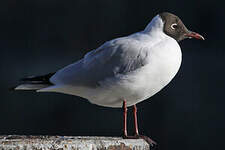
1;0;225;150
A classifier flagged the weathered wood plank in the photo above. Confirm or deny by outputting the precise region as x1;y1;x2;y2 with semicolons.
0;135;150;150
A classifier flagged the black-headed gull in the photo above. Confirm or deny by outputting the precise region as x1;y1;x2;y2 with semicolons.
13;12;204;145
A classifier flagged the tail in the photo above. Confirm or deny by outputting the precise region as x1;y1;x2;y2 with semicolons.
12;72;55;91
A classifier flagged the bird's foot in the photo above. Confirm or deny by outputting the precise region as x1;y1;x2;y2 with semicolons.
122;134;157;148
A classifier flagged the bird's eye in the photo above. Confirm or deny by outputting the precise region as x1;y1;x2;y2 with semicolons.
171;23;178;30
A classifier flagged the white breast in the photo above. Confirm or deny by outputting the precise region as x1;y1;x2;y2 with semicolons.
133;37;182;103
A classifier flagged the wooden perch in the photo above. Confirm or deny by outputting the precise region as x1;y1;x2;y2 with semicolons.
0;135;150;150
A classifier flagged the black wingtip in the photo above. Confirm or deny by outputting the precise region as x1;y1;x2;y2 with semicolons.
19;76;35;82
11;72;55;92
19;72;55;83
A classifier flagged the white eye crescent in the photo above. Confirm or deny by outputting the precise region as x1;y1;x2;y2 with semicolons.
171;23;178;30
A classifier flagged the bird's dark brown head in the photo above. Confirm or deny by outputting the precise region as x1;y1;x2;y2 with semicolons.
159;12;204;42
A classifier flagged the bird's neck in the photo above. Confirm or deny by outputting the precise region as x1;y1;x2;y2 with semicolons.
143;15;165;36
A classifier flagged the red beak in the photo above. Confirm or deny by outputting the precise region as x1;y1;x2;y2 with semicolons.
185;32;205;40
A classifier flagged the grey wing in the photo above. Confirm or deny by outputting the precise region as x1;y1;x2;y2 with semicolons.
50;37;149;87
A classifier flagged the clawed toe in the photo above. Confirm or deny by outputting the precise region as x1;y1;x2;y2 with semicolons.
137;135;157;147
122;134;157;148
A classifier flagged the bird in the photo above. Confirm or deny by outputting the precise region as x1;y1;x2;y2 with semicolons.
13;12;204;146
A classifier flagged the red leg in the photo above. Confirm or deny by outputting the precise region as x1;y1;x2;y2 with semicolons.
133;104;139;136
133;104;157;146
122;103;157;147
123;100;128;137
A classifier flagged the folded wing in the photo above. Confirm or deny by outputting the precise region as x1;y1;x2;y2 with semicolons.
50;36;150;88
